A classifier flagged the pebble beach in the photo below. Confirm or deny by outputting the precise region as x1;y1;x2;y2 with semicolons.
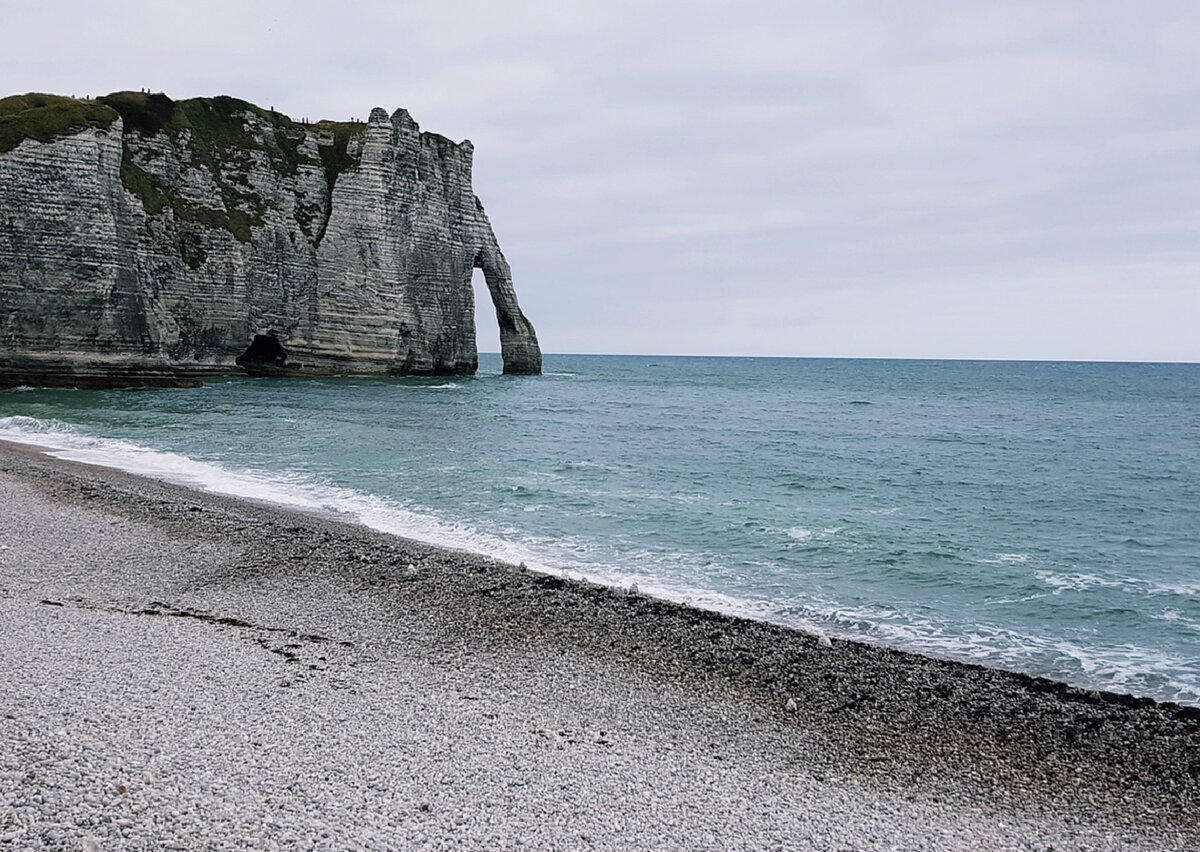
1;440;1198;851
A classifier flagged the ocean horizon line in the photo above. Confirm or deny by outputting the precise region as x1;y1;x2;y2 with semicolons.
478;351;1200;367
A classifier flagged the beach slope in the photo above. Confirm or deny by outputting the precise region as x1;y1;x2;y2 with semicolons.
1;441;1196;850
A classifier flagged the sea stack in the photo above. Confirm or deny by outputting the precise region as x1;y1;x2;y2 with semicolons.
0;92;542;387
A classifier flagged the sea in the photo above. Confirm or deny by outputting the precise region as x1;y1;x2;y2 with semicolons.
2;355;1198;706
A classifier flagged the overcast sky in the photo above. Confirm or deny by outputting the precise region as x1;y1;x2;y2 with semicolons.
5;1;1198;361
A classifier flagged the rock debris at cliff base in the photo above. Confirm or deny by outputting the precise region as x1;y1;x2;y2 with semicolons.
0;91;541;387
1;441;1197;851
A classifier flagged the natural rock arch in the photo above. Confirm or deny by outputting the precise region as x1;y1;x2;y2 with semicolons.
473;244;541;375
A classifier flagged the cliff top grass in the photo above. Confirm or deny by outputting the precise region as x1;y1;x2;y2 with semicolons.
92;91;365;243
313;118;367;197
98;91;365;170
3;90;386;175
0;93;119;154
99;91;311;174
2;90;371;243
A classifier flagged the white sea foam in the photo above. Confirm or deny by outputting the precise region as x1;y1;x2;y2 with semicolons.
785;526;841;542
0;415;538;569
1145;578;1200;596
1153;609;1200;634
1034;570;1131;593
799;598;1200;705
0;417;763;627
980;552;1031;565
1032;569;1197;598
0;415;75;437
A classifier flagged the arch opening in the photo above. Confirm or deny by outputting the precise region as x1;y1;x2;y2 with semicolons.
470;245;542;375
471;267;501;363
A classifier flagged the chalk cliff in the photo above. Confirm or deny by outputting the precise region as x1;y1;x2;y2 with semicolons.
0;92;541;387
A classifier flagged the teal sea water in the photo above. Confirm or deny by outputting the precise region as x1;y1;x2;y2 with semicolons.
3;355;1198;705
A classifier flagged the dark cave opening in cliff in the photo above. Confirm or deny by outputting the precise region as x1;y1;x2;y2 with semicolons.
471;268;502;361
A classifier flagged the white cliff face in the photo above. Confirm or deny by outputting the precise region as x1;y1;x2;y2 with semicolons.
0;122;180;383
0;94;540;387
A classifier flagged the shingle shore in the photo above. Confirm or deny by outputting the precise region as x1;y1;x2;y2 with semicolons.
1;440;1197;851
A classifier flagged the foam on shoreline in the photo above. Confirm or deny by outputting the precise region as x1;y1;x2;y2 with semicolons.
0;417;776;620
5;417;1196;708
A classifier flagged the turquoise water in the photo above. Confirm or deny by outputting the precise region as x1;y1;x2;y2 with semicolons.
3;355;1199;705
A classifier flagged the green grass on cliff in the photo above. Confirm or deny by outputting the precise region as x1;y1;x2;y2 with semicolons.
99;92;310;173
3;90;370;247
94;91;368;244
312;118;366;240
0;94;119;154
100;91;365;181
115;151;261;244
99;92;290;242
314;119;367;193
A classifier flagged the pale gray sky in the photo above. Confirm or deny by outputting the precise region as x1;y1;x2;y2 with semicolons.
5;0;1198;361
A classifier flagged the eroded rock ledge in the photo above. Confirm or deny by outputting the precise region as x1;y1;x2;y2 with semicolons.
0;92;541;387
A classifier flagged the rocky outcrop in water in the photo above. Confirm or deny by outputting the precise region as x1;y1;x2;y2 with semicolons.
0;92;541;387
